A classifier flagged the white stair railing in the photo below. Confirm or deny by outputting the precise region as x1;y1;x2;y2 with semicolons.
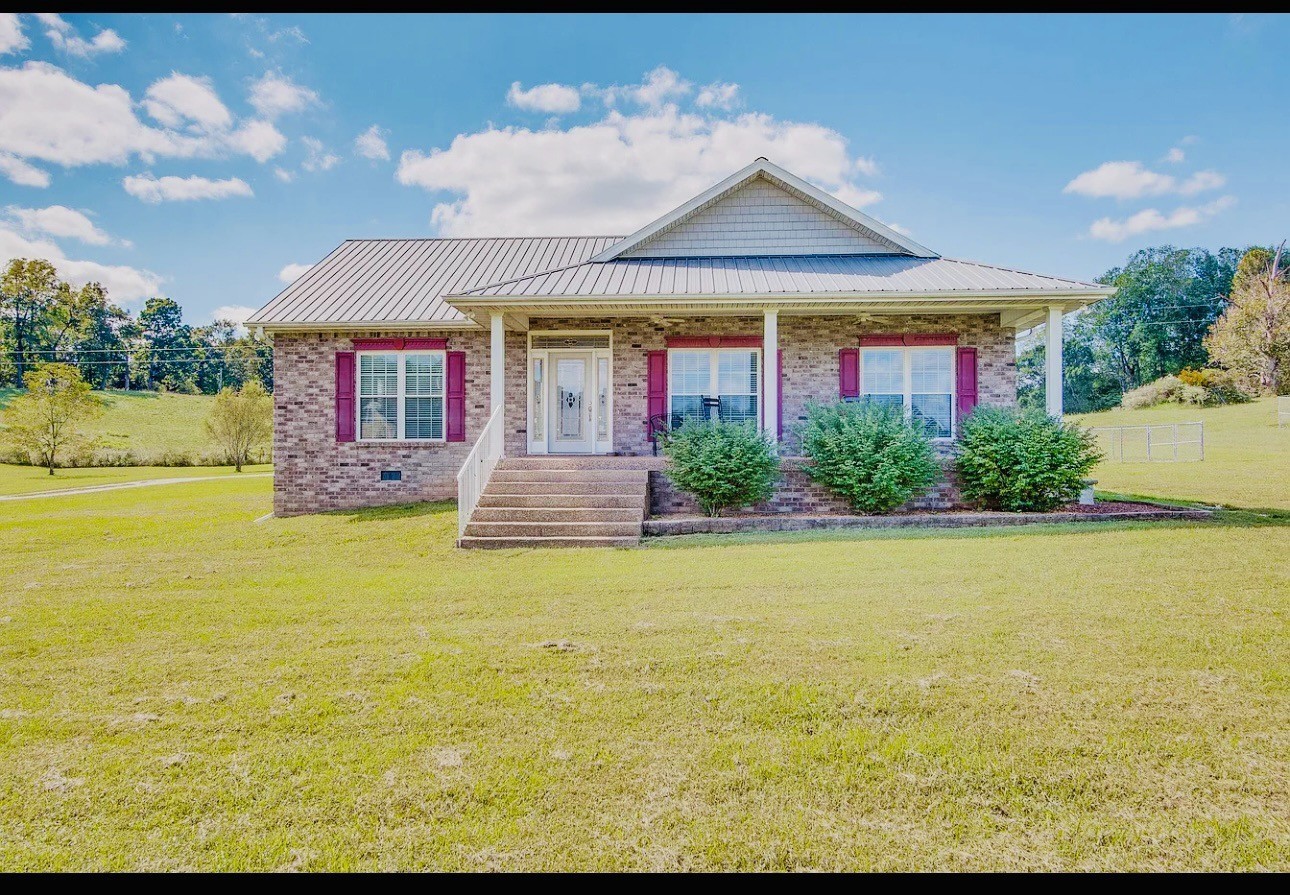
456;405;504;539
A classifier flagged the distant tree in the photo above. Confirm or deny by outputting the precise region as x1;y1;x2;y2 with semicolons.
1206;244;1290;393
205;380;273;471
138;297;197;392
1084;246;1240;392
0;363;103;474
0;259;61;386
1017;332;1123;415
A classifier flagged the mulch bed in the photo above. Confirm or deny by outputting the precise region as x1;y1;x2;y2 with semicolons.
642;500;1212;537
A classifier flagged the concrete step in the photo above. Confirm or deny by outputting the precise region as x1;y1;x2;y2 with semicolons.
484;480;647;496
491;469;649;484
471;507;643;523
476;493;647;510
464;520;642;539
497;457;661;471
458;536;640;549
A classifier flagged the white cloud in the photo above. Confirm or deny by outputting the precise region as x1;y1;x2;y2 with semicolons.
273;166;294;182
0;13;28;55
0;152;50;187
398;101;882;236
223;118;286;163
1063;160;1226;199
211;304;257;332
0;222;161;303
301;136;340;172
277;262;312;283
4;204;116;245
1163;146;1185;164
695;82;739;110
353;124;390;160
886;222;912;237
600;66;691;109
248;70;319;119
143;73;232;131
507;81;581;114
122;173;254;204
38;13;125;58
1088;196;1235;242
0;62;285;178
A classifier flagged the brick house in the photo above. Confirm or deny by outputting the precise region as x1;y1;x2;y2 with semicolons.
248;159;1113;545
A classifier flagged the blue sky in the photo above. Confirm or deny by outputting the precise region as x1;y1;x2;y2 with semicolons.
1;13;1287;327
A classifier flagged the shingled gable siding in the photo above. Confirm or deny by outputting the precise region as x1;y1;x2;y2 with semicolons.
271;314;1015;515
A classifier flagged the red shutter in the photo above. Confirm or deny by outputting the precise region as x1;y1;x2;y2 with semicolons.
335;351;356;442
646;350;667;441
446;350;466;442
839;348;859;398
956;347;978;428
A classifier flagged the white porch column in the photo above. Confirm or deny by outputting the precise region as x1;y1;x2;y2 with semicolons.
490;311;506;453
763;308;779;445
1045;304;1064;418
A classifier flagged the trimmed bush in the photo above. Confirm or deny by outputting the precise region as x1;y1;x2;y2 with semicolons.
660;419;779;516
956;406;1102;512
799;401;939;513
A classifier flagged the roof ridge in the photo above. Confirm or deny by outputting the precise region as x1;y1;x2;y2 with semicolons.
452;257;609;297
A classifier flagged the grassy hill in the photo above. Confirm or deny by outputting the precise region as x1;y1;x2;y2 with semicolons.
1070;397;1288;510
0;388;245;465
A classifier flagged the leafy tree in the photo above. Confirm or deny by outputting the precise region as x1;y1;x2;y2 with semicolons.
138;297;197;392
1205;245;1290;393
0;258;61;386
1083;246;1240;392
205;380;273;471
1017;336;1123;415
0;363;103;474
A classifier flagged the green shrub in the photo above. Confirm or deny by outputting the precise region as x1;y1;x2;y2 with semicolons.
660;419;779;516
799;401;939;513
956;406;1102;512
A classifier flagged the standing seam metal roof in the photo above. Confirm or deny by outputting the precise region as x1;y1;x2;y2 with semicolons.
246;236;622;326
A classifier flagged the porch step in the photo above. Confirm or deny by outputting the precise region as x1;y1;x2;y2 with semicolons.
485;480;646;496
458;536;640;549
471;507;643;523
464;521;642;539
459;456;651;550
497;457;661;471
476;492;646;510
491;469;649;484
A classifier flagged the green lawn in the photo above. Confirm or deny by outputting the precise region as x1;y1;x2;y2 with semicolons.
0;388;222;461
0;463;272;497
1;477;1286;870
1070;397;1289;510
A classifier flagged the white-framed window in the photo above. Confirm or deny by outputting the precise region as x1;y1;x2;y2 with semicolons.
668;348;760;429
860;346;954;439
358;351;445;441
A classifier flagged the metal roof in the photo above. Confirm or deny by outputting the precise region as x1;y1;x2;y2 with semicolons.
452;254;1110;299
246;236;621;327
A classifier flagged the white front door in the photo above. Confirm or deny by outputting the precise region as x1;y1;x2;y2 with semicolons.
549;351;594;453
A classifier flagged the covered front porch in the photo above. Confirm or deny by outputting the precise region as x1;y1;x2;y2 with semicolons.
470;301;1073;461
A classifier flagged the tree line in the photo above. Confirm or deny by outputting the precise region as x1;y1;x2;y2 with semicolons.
1;258;272;394
1019;244;1289;413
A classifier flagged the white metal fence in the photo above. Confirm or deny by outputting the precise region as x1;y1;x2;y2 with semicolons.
456;404;504;538
1088;421;1205;462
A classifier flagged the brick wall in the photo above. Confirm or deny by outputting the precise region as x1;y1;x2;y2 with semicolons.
272;314;1014;515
